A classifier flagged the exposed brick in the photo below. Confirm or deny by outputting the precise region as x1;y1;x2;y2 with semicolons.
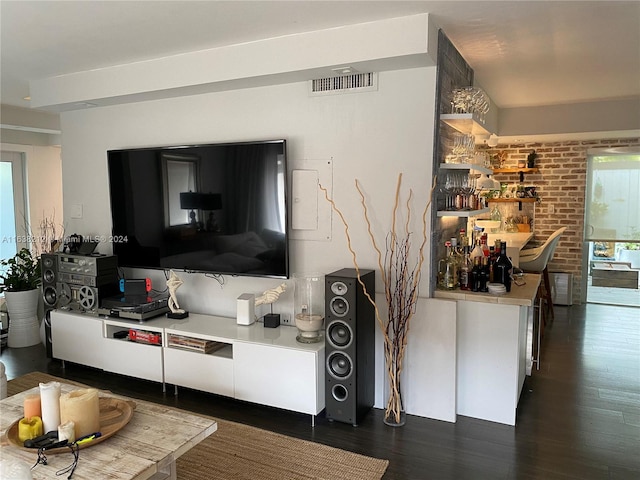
487;137;640;304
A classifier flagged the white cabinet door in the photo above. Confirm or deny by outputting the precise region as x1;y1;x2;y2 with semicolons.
164;347;234;397
233;342;324;415
51;311;105;368
101;338;164;382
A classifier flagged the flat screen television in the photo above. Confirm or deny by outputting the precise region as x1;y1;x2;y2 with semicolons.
107;139;288;278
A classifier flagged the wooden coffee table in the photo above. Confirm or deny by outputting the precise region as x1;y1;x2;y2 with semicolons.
0;383;217;479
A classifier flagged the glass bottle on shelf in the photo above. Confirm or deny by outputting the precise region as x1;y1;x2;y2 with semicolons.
490;205;502;230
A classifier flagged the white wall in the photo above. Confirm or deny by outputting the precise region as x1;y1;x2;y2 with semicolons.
60;67;436;315
58;66;458;421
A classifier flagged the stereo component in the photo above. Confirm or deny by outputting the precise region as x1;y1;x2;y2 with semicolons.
324;268;375;426
41;253;119;315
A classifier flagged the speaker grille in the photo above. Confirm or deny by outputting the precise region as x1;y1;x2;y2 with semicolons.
327;320;353;348
329;296;349;317
327;351;353;379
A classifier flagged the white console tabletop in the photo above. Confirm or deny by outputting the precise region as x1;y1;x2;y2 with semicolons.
159;314;324;352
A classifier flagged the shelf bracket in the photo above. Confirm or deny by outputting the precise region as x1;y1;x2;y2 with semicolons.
519;171;525;183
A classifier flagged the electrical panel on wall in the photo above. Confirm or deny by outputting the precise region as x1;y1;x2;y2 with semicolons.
289;159;333;241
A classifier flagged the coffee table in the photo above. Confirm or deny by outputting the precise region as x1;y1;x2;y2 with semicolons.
0;382;217;479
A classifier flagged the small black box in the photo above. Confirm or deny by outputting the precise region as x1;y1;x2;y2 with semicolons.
264;313;280;328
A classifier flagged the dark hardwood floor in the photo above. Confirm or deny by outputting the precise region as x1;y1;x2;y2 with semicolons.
1;303;639;479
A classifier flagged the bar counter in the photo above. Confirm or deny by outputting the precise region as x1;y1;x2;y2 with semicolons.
433;273;541;306
434;274;541;426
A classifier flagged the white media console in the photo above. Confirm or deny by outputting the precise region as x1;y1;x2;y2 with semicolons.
50;310;325;420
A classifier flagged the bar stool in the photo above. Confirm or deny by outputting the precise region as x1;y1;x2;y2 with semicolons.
519;227;567;322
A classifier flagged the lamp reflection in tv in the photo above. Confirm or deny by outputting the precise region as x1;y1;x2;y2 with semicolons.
179;192;222;231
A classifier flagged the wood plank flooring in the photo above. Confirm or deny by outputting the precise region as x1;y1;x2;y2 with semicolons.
1;303;638;479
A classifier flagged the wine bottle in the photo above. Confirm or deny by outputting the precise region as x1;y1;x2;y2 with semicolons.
494;241;513;292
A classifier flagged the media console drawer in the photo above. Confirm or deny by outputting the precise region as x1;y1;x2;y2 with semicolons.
164;344;234;397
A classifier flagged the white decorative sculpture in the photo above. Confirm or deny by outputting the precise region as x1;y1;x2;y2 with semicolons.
255;283;287;307
166;270;188;318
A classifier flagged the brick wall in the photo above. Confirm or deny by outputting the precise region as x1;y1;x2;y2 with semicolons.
486;137;640;304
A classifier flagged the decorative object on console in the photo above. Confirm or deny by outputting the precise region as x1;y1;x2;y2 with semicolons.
527;149;538;168
255;282;286;328
166;270;189;319
293;273;325;343
320;173;437;427
237;293;256;325
255;283;287;306
263;313;280;328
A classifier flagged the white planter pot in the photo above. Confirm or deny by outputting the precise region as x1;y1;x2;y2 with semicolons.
5;289;41;348
619;249;640;269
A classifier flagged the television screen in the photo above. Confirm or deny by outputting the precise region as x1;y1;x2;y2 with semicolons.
107;140;288;278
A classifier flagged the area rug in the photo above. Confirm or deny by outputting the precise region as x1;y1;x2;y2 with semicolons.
6;372;389;480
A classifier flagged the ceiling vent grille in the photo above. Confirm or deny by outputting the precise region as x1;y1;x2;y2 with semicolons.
310;73;378;96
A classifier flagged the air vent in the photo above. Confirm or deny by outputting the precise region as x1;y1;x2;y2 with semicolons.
310;73;378;96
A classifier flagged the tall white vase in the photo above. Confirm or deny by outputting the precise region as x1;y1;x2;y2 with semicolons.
6;289;41;348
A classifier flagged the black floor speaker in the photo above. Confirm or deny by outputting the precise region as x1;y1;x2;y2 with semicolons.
325;268;375;426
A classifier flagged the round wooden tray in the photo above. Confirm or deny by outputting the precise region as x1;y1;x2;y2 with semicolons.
5;396;135;454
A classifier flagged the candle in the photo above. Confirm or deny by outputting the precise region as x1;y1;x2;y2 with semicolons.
18;416;43;443
58;420;76;443
60;388;100;439
39;381;61;434
23;393;42;420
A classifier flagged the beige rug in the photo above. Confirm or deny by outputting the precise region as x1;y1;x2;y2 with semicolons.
6;372;389;480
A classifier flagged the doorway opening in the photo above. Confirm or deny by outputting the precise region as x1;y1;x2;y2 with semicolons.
583;148;640;307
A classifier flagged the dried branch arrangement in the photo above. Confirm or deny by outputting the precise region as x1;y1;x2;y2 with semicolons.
320;173;437;425
25;211;65;258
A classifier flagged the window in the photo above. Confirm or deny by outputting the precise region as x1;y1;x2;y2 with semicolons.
585;149;640;243
0;150;28;262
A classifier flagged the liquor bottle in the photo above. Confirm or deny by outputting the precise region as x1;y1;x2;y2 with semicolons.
450;238;462;288
459;246;472;291
471;238;484;260
458;228;468;249
494;241;513;292
480;256;490;292
471;256;482;292
481;234;490;257
438;241;458;290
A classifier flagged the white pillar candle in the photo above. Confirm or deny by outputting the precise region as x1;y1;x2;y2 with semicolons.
39;381;61;434
59;388;100;439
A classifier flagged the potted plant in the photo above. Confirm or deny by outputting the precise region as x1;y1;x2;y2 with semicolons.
0;248;42;348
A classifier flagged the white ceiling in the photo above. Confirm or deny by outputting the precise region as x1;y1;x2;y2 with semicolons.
1;0;639;111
